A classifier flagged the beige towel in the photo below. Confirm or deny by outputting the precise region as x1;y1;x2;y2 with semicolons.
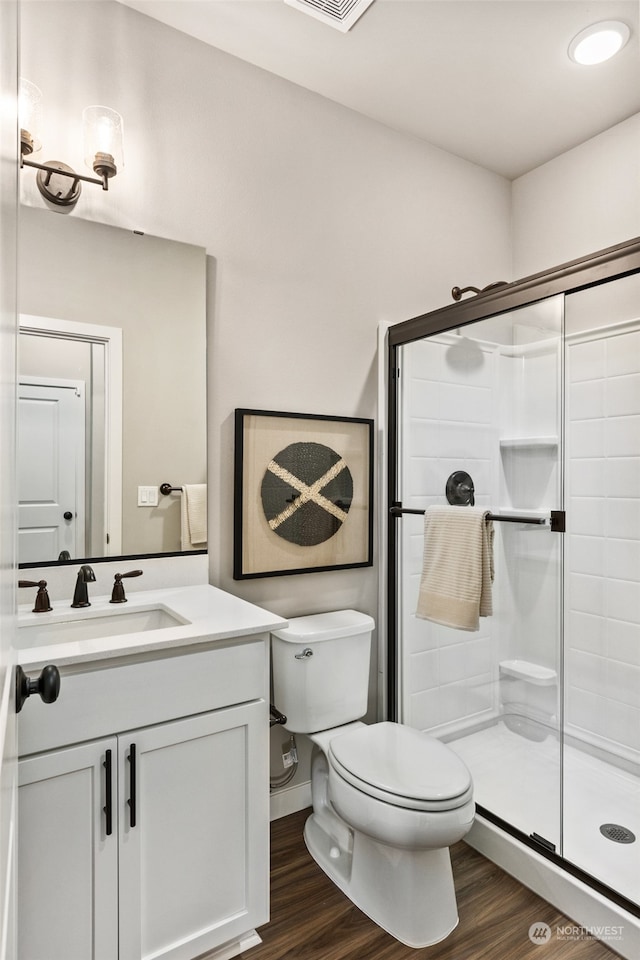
416;505;494;631
181;484;208;549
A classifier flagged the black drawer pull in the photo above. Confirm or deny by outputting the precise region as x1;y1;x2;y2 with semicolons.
128;743;137;828
103;749;113;836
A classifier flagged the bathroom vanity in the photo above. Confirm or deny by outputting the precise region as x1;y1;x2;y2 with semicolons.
16;583;286;960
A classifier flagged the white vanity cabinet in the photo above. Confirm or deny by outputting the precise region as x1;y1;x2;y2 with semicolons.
17;627;272;960
18;737;119;960
118;701;266;960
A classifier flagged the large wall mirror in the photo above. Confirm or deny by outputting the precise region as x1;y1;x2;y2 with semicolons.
18;205;207;567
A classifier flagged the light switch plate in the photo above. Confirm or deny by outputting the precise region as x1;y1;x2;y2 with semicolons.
137;485;159;507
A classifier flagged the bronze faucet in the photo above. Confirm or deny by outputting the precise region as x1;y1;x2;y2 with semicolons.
71;565;96;608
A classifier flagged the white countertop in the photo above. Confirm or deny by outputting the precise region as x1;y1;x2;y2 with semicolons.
18;583;287;670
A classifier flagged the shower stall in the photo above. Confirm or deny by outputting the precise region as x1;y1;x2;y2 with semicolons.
386;238;640;955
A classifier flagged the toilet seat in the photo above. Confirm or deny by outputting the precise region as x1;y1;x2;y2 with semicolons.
328;722;473;812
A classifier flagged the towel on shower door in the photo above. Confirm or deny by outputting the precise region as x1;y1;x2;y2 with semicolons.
416;505;494;631
181;484;208;549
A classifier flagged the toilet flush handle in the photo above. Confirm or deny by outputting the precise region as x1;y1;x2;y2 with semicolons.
295;647;314;659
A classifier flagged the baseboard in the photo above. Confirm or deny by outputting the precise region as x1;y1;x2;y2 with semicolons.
269;780;312;821
467;814;640;960
199;930;261;960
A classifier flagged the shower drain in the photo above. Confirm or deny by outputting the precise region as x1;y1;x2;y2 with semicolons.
599;823;636;844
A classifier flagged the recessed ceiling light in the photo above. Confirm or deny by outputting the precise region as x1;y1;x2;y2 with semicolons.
568;20;631;65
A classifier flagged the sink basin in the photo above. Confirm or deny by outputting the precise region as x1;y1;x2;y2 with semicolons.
18;606;187;648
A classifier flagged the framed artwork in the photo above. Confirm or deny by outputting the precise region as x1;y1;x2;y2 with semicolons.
233;409;373;579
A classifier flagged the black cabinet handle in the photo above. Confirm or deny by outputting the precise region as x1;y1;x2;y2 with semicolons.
15;664;60;713
103;749;113;836
127;744;137;828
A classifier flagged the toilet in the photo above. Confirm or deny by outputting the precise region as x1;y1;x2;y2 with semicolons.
271;610;475;948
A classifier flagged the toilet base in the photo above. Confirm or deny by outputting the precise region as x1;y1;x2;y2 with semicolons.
304;811;459;948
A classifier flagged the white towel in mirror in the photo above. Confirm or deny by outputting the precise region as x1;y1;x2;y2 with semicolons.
181;484;208;549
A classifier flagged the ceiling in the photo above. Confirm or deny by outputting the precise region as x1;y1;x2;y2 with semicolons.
118;0;640;179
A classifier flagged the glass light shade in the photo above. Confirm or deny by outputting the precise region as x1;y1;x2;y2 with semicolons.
19;78;43;154
568;21;630;65
82;105;124;176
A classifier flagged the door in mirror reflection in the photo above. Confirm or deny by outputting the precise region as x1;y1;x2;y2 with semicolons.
18;314;121;564
18;377;85;562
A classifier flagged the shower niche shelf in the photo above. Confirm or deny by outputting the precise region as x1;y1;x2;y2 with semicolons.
499;659;557;685
499;436;558;450
498;437;558;519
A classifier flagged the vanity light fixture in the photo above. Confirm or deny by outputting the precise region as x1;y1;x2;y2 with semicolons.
19;80;124;207
568;20;631;65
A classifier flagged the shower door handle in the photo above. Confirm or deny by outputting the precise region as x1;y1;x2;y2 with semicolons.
530;832;556;852
550;511;565;533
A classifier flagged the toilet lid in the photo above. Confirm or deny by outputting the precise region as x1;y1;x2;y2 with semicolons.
328;722;472;806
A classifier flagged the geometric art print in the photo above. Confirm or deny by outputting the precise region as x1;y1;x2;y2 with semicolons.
261;441;353;546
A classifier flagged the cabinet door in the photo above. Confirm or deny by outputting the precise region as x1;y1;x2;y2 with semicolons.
18;738;119;960
118;700;269;960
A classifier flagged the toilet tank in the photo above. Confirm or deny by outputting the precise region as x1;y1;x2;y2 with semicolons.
271;610;374;734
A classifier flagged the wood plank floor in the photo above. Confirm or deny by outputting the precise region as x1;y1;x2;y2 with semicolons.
241;808;621;960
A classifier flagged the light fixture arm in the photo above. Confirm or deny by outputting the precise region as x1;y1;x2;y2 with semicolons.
21;156;109;191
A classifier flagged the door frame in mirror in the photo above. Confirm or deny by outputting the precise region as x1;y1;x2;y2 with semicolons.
19;313;123;560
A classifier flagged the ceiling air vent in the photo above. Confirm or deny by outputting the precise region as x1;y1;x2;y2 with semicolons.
284;0;376;33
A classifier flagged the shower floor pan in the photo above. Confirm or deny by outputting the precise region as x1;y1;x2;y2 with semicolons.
450;721;640;905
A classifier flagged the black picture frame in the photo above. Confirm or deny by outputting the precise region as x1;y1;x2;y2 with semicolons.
233;409;374;579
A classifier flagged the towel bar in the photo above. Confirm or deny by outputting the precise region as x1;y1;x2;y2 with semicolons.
389;505;547;525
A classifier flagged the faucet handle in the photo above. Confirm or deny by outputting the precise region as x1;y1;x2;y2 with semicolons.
18;579;53;613
110;570;143;604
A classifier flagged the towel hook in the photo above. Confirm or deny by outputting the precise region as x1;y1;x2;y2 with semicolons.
445;471;475;506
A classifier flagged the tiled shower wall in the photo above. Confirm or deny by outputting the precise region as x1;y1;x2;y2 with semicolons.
398;280;640;768
399;335;498;734
566;313;640;765
399;311;562;740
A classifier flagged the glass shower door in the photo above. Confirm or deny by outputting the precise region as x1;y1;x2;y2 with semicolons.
562;274;640;907
394;295;564;850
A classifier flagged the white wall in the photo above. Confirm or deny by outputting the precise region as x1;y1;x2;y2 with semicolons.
512;113;640;278
19;1;512;801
